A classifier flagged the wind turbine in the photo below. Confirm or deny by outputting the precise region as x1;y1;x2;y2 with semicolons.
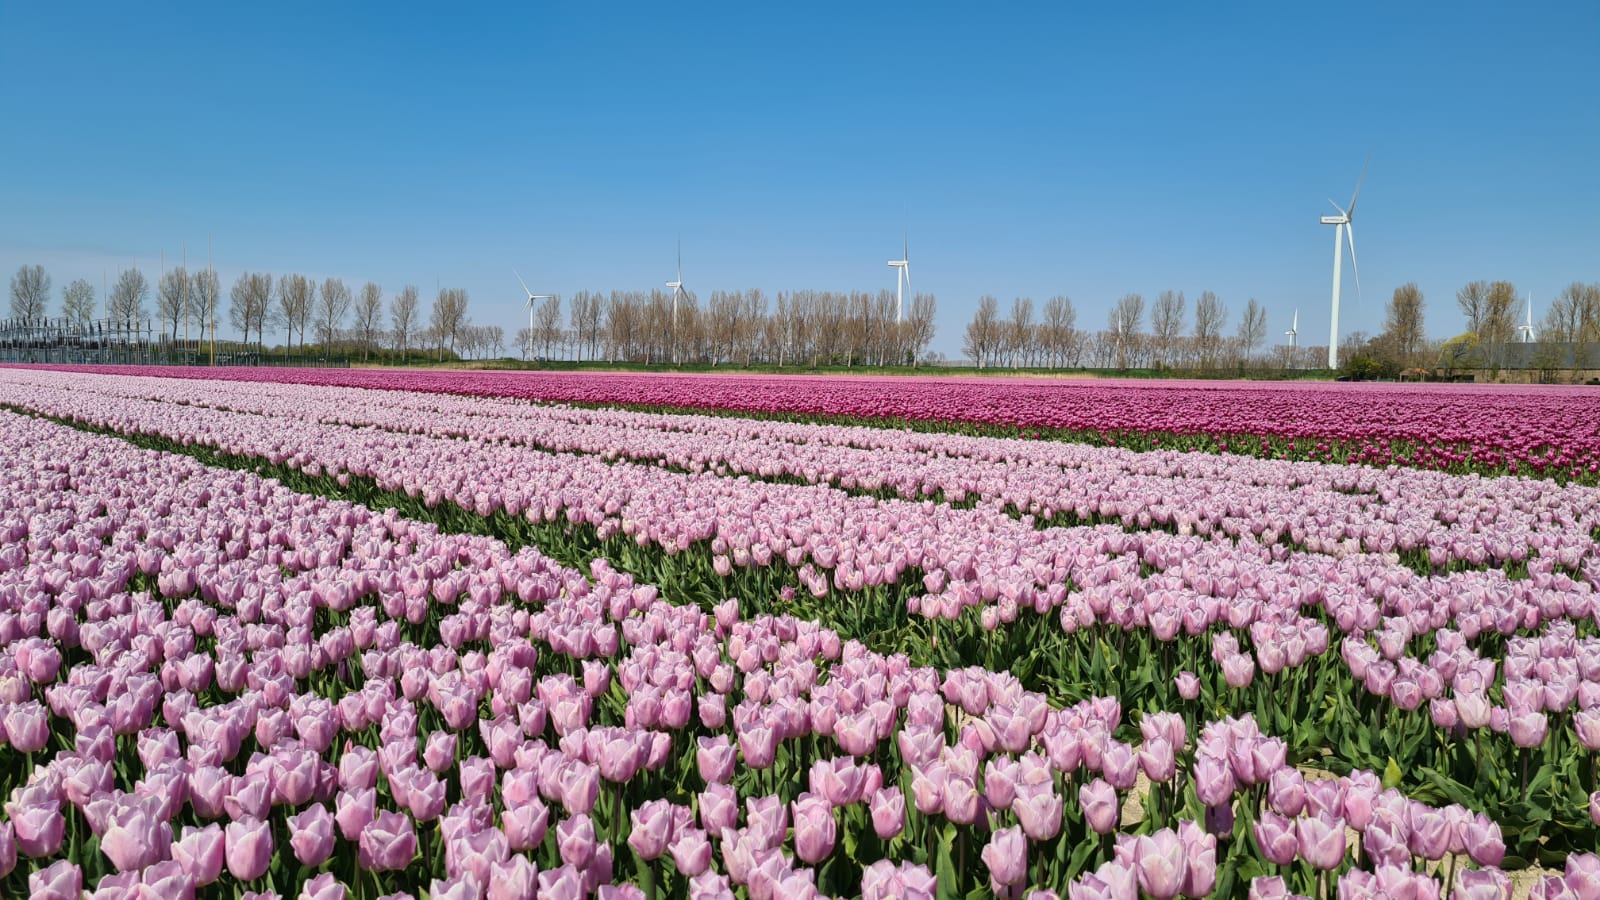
666;240;687;364
1286;309;1299;352
1321;157;1368;369
887;236;911;323
513;269;557;359
1519;293;1537;343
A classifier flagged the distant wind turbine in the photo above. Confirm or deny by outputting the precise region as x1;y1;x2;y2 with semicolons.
887;236;911;324
513;269;557;357
666;239;688;364
1519;293;1537;343
1321;157;1368;369
1286;309;1299;352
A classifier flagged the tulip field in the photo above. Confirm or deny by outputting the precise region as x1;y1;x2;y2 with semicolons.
1;367;1599;900
21;365;1600;483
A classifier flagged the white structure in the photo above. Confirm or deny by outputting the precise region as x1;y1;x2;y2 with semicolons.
887;236;911;324
513;269;557;350
1519;293;1537;343
1285;309;1299;352
1321;159;1368;369
666;241;688;364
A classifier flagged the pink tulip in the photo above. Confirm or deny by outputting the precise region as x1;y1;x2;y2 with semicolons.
1134;830;1185;900
224;817;273;882
670;828;712;876
870;787;906;840
288;804;336;867
556;812;596;868
1294;812;1346;871
9;800;64;858
29;859;81;900
358;810;417;872
172;823;225;886
628;799;677;861
697;736;736;785
1080;778;1119;834
0;821;13;880
488;855;538;900
1455;869;1512;900
791;794;837;865
1253;811;1298;866
981;826;1028;890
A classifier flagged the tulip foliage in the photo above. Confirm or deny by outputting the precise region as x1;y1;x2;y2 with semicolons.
1;369;1599;900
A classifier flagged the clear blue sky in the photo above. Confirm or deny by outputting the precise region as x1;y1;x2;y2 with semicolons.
2;1;1596;356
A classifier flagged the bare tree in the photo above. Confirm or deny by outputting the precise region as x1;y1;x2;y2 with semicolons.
1007;297;1035;368
314;277;353;351
1237;297;1267;365
1193;290;1228;369
1456;281;1490;337
390;285;420;356
963;295;1002;367
430;287;469;360
62;279;95;331
569;290;604;363
190;269;221;342
1384;283;1425;367
109;267;150;331
229;272;273;349
9;265;51;321
352;282;383;360
1541;283;1585;344
906;293;937;366
1480;280;1518;367
1038;295;1075;368
535;295;562;360
1150;290;1186;368
158;266;189;339
275;274;314;350
1110;293;1145;369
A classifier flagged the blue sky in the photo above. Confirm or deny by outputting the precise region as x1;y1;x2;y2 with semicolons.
2;1;1596;356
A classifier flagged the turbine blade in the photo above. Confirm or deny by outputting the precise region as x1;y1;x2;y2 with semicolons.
902;264;910;288
1344;222;1360;297
1348;153;1371;217
513;268;533;298
1328;199;1347;217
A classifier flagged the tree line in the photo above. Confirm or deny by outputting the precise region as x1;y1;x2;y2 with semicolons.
1342;280;1600;379
963;291;1286;371
12;262;1599;373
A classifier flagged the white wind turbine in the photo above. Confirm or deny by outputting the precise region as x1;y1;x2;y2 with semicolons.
887;236;911;323
1321;158;1368;369
1519;293;1537;343
1286;309;1299;353
513;269;557;358
666;240;688;364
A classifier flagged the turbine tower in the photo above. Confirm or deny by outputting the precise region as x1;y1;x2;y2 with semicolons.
1321;158;1368;369
887;236;910;324
666;240;688;364
1519;293;1537;343
513;269;557;358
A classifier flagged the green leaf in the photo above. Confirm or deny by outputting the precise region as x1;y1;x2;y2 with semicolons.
1382;757;1403;790
1066;839;1098;880
936;827;959;900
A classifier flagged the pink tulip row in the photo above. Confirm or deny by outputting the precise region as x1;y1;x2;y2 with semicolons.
2;371;1598;759
15;364;1600;480
13;368;1596;578
2;408;1594;898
